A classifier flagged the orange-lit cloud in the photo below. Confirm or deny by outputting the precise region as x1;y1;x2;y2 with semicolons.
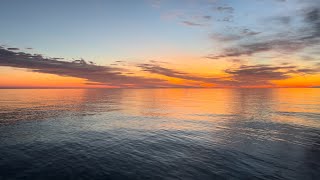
0;46;319;88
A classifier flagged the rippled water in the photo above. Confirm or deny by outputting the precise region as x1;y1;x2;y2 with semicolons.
0;88;319;180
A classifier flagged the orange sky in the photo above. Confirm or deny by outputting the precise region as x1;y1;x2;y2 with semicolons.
0;0;319;88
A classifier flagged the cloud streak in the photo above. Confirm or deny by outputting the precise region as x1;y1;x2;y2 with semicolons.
0;46;319;88
138;62;320;87
181;20;206;26
0;47;178;88
137;63;230;85
208;3;320;60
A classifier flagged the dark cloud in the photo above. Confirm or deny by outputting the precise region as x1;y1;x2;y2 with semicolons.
241;29;261;36
225;64;320;86
207;44;270;59
84;82;108;86
207;33;319;59
137;63;231;85
0;48;178;88
52;57;64;60
224;65;295;85
218;16;233;22
211;28;261;42
7;48;20;51
182;20;205;26
203;15;212;20
304;8;319;22
1;46;318;88
215;6;234;13
137;63;319;87
289;68;320;74
302;7;320;40
209;3;320;59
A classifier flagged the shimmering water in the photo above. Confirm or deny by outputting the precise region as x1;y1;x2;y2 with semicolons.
0;88;319;180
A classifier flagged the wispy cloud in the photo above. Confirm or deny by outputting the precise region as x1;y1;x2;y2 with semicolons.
225;65;294;86
181;20;206;26
208;2;320;60
225;64;320;86
215;6;234;13
211;28;261;42
137;62;319;87
137;63;226;84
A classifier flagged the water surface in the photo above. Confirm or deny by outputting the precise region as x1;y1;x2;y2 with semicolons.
0;88;319;179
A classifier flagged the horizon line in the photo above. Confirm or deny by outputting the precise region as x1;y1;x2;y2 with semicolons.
0;86;319;89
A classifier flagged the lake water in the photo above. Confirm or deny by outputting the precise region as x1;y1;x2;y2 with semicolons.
0;88;319;180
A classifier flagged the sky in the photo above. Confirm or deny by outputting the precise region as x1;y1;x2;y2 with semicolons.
0;0;319;88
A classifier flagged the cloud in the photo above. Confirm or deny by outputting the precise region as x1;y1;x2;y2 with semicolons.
137;63;232;85
208;30;319;59
300;55;317;61
211;28;261;43
241;29;261;36
290;68;320;74
0;48;180;88
207;38;311;59
1;47;318;88
160;3;214;28
225;65;294;80
303;7;320;40
224;65;293;86
267;16;292;25
84;82;109;86
203;15;212;20
211;34;242;42
224;64;320;86
7;48;20;51
208;2;320;59
218;16;233;22
149;60;169;64
180;15;213;27
181;20;206;26
137;62;319;87
215;6;234;13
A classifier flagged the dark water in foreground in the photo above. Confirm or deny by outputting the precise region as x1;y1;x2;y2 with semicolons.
0;89;319;180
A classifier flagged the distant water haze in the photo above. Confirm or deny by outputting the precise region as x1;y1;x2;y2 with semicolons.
0;88;319;179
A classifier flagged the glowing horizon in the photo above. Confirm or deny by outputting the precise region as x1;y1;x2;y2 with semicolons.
0;0;319;88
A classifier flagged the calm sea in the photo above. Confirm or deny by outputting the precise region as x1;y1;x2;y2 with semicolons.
0;88;319;180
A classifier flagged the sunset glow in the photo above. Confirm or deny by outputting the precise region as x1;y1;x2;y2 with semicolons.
1;1;320;179
0;0;319;88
